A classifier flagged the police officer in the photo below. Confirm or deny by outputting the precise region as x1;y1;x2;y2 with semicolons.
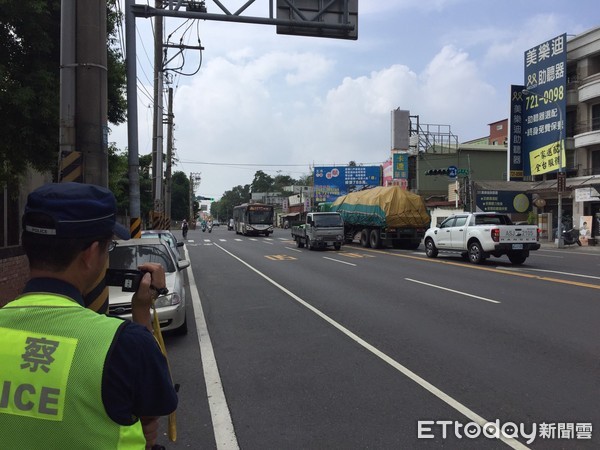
0;182;177;449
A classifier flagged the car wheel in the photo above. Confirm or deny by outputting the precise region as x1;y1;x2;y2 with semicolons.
296;237;304;248
334;243;341;251
468;241;486;264
425;238;438;258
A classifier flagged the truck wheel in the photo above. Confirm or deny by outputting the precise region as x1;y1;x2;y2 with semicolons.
425;238;438;258
508;252;527;265
369;229;381;248
468;241;486;264
334;243;341;251
306;237;313;250
296;237;304;248
360;229;371;248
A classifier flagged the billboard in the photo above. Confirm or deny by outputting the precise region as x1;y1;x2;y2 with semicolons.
522;33;567;176
476;190;532;214
314;166;381;203
392;152;409;179
508;85;525;180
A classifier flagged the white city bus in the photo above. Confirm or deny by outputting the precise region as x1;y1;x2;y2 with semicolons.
232;203;274;236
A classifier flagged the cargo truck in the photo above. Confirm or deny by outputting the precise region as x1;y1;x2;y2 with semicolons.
330;186;430;249
291;212;344;250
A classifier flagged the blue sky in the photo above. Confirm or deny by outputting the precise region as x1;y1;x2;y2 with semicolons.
112;1;599;200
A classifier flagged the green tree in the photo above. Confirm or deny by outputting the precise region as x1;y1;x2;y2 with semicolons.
251;170;274;193
0;0;127;187
273;174;297;192
171;171;190;221
107;144;129;212
0;0;61;186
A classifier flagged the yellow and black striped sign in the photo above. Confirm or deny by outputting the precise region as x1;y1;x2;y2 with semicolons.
130;217;142;239
150;211;171;230
59;151;83;183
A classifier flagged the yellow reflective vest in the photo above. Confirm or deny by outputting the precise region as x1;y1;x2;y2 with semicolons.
0;293;145;449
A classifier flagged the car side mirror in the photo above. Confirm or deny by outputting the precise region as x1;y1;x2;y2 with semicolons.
176;242;184;248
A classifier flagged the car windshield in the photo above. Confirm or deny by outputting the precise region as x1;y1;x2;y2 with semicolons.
142;232;176;248
110;244;176;273
314;214;343;227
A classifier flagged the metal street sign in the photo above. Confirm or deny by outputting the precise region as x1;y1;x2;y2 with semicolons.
276;0;358;40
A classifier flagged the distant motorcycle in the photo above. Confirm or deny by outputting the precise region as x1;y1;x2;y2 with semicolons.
208;223;213;233
557;227;581;246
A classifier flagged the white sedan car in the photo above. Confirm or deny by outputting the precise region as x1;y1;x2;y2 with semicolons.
107;238;190;334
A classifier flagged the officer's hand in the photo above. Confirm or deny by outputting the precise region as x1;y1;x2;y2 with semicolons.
132;263;166;330
140;416;159;448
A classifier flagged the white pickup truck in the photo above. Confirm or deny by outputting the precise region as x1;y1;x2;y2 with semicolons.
424;212;540;265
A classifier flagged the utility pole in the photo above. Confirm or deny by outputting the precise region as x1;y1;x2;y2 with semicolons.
152;0;164;221
59;1;76;174
59;0;109;315
165;87;174;228
78;0;109;186
59;0;108;186
125;0;141;237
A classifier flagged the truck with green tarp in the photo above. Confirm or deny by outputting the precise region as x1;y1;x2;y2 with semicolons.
330;186;430;249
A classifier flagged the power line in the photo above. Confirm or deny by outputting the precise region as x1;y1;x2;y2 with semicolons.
178;160;384;167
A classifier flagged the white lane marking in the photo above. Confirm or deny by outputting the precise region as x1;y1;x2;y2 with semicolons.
405;278;500;304
323;256;357;266
249;238;258;241
284;247;302;253
219;239;227;242
526;268;600;280
213;244;525;450
234;239;242;241
184;246;239;450
539;248;600;257
204;239;211;242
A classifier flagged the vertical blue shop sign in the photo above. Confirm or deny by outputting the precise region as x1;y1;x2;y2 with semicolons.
522;33;567;176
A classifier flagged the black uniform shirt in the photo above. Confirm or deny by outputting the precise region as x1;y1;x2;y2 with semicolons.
22;278;178;425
